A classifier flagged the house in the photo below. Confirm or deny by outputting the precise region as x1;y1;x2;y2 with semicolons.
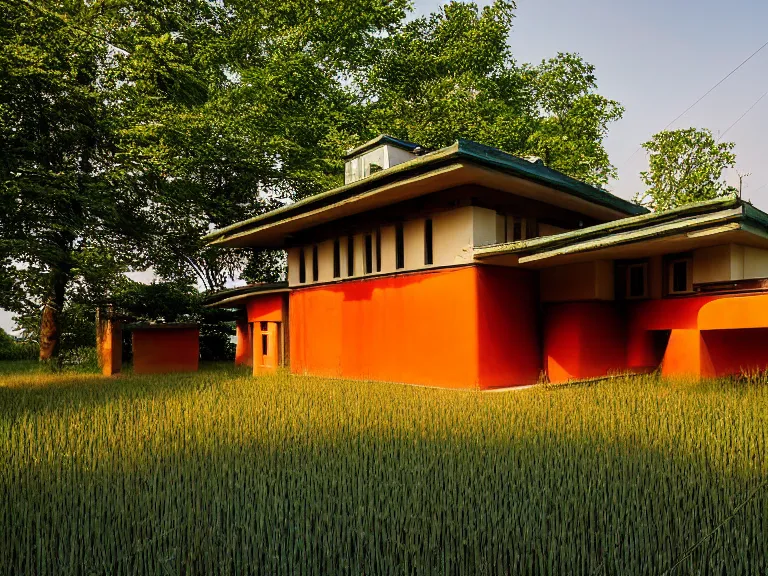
205;135;768;388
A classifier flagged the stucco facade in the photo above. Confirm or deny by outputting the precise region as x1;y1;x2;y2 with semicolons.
207;136;768;389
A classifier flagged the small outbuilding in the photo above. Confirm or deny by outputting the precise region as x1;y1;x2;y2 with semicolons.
127;323;200;375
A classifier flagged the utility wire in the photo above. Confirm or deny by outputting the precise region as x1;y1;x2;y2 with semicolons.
748;182;768;196
718;88;768;141
620;39;768;169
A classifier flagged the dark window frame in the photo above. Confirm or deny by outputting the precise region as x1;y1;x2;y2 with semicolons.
424;219;433;265
375;228;382;272
333;238;341;278
626;262;648;299
347;236;354;276
299;248;306;283
395;223;405;270
312;245;319;282
364;234;373;274
666;255;694;295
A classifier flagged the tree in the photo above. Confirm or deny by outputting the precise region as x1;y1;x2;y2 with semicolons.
633;128;737;211
360;1;624;186
131;0;410;291
1;0;626;363
0;0;156;363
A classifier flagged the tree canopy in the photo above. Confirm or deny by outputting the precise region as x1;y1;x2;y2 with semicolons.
0;0;626;360
634;128;737;212
363;2;624;186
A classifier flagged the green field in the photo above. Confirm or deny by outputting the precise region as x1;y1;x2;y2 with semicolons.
1;363;766;575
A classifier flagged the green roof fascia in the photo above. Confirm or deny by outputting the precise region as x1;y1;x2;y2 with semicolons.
343;135;421;159
204;143;461;243
516;212;746;263
454;139;647;217
203;282;289;308
474;197;743;259
743;202;768;230
206;139;647;246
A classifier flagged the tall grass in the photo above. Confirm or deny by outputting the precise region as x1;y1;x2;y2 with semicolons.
0;365;766;575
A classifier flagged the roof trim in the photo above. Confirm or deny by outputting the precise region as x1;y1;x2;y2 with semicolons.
343;134;421;159
473;197;768;264
125;322;199;331
454;139;645;217
203;282;289;308
205;139;646;246
474;197;743;259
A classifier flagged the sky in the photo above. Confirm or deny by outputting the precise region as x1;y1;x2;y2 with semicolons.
2;0;767;335
410;0;768;202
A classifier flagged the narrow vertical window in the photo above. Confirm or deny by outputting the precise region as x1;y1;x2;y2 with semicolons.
364;234;373;274
395;223;404;269
347;236;354;276
424;219;433;265
375;228;382;272
299;248;306;283
333;238;341;278
312;245;319;282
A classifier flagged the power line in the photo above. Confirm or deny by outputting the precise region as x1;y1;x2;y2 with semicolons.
748;182;768;196
620;38;768;169
718;88;768;141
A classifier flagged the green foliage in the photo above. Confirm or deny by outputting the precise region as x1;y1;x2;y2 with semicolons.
634;128;737;211
1;0;625;358
363;2;624;186
0;369;766;573
113;279;235;361
0;0;157;358
0;328;36;361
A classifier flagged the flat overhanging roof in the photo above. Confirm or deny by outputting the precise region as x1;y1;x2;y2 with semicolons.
473;198;768;268
205;139;646;249
203;282;289;309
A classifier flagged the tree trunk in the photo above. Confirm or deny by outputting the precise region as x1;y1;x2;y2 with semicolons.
39;268;67;363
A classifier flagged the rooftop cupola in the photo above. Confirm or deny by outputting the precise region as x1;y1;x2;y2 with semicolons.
344;135;422;184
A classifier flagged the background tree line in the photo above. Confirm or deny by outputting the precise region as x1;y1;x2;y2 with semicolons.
0;0;738;363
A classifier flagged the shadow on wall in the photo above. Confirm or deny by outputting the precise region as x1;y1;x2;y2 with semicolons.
702;327;768;377
543;302;628;383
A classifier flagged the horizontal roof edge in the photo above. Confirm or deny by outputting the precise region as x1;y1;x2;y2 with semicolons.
203;282;289;308
205;144;460;243
474;197;744;259
206;138;648;247
455;139;646;217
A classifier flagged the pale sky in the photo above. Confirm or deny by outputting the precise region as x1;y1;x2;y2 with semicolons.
413;0;768;202
2;0;766;335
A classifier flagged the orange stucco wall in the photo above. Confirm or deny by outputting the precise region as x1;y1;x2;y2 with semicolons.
543;302;626;383
476;266;541;387
626;292;768;379
246;294;284;323
132;328;199;375
701;328;768;376
289;266;543;389
96;318;122;376
290;267;480;388
541;292;768;382
235;318;252;366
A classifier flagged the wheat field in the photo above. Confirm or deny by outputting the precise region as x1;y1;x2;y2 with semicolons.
0;363;766;575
